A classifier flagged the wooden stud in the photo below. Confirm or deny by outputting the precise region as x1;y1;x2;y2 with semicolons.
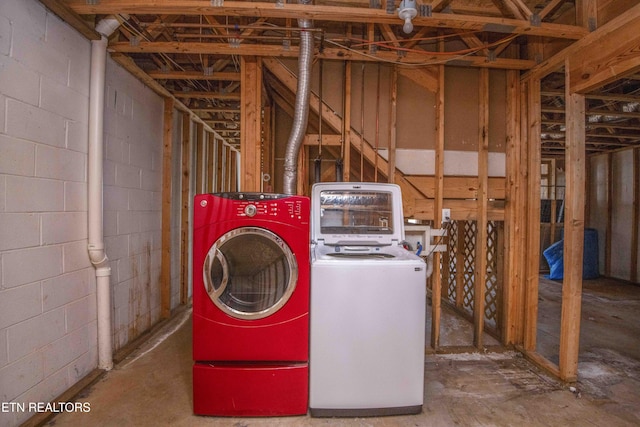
496;223;505;334
503;69;525;345
387;66;397;183
430;63;445;350
180;113;191;305
559;62;586;382
343;61;352;181
605;153;613;277
216;137;224;192
195;123;204;194
577;0;598;39
632;148;640;283
240;56;262;192
263;104;274;192
523;79;541;352
455;221;465;310
206;133;215;192
160;97;174;319
230;150;238;192
474;68;489;349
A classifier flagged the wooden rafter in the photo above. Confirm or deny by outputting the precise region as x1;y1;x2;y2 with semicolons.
62;0;588;40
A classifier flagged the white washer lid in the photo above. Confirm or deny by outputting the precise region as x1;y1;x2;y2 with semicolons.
310;182;405;246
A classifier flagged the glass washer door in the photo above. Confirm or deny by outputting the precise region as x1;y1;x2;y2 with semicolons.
203;227;298;320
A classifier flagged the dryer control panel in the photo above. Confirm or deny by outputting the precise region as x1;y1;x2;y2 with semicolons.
234;200;305;221
194;192;310;227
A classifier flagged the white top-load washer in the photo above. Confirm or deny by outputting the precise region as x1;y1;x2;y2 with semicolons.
309;182;427;417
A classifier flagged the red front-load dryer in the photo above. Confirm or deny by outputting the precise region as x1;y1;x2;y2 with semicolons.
192;192;310;416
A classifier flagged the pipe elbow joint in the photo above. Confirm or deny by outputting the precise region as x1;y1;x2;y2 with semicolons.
88;243;111;272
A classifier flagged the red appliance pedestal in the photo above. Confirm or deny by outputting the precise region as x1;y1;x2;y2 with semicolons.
193;363;309;416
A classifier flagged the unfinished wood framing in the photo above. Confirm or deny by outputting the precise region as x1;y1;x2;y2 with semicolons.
263;104;274;192
240;56;262;192
474;68;490;349
195;122;204;194
633;148;640;283
180;113;191;305
430;63;445;351
503;69;525;345
160;97;174;319
523;78;541;352
387;67;397;184
342;61;352;182
559;65;586;382
216;137;224;192
206;133;215;193
605;153;613;277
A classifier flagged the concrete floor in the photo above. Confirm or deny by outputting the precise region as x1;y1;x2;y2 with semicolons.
46;277;640;427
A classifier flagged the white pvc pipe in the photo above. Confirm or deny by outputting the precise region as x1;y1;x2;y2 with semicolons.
88;34;113;371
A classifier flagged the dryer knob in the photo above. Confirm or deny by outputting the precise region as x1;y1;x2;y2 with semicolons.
244;204;257;217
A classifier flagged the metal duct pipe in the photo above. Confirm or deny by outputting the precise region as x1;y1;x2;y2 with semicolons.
282;0;314;195
88;16;121;371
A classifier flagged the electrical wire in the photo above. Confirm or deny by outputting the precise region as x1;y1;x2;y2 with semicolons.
323;34;518;67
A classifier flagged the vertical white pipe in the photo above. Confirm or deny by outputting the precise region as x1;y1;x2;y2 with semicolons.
88;34;113;371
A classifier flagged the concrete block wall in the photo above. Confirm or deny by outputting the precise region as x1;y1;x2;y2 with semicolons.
0;1;180;425
0;2;95;425
103;58;165;350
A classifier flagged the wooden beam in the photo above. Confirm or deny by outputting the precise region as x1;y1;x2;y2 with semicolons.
523;79;541;352
387;67;397;183
110;41;536;70
303;134;342;146
160;98;174;319
605;153;612;276
147;70;240;81
180;113;191;305
632;148;640;283
576;0;598;30
414;199;505;221
195;123;205;194
397;68;439;93
526;2;640;85
240;56;262;191
216;137;224;191
474;68;490;350
538;0;565;20
39;0;100;40
67;0;588;39
343;61;352;182
405;176;506;200
504;68;526;346
173;91;240;100
263;104;274;192
430;62;445;351
569;16;640;92
206;133;215;192
559;65;586;382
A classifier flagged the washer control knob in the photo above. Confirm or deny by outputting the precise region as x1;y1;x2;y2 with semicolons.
244;204;257;217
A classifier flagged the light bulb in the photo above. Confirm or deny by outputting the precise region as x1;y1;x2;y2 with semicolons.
403;17;413;34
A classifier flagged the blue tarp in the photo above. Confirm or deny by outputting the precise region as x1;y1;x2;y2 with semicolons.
542;228;599;280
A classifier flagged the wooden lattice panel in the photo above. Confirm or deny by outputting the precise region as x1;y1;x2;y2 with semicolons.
445;221;458;302
441;220;504;336
462;221;477;312
484;221;501;329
